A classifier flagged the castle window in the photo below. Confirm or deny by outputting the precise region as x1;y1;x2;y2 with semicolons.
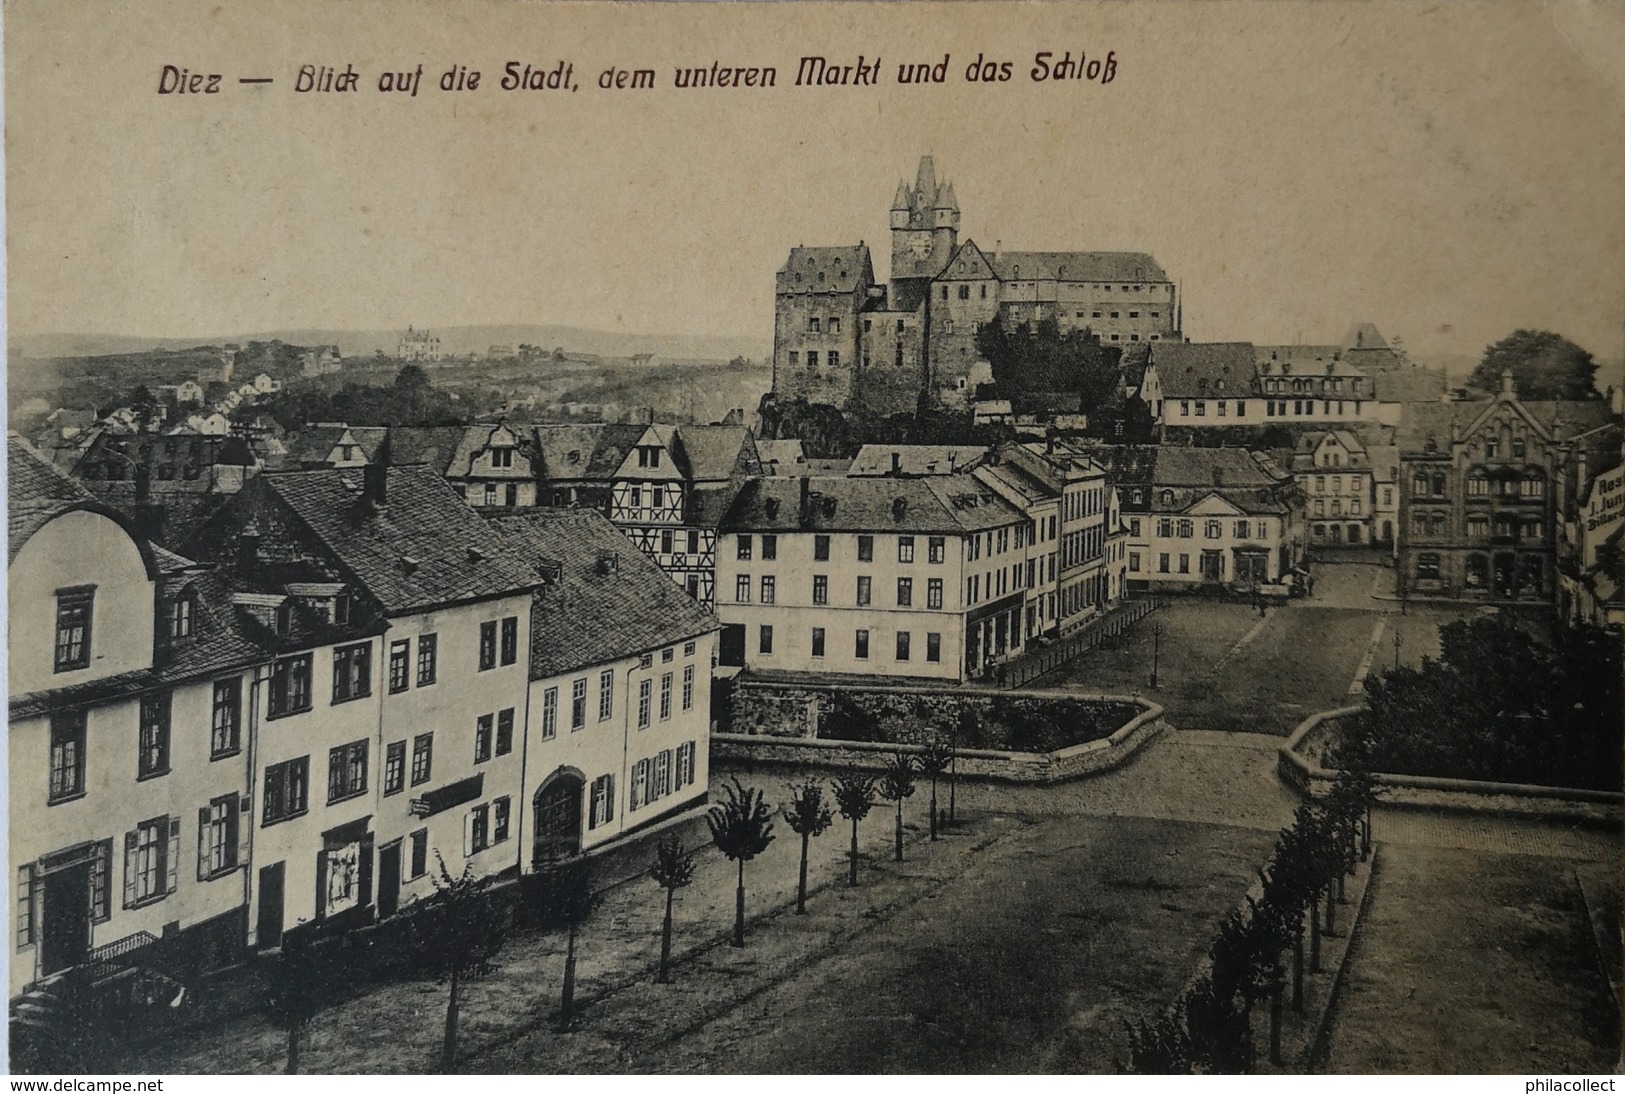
808;317;820;333
864;319;872;332
828;351;840;369
1129;311;1139;319
958;285;970;301
980;284;987;299
828;318;840;335
817;272;825;283
941;285;949;300
806;351;818;369
1111;312;1120;319
789;351;799;367
896;320;905;334
1512;438;1526;458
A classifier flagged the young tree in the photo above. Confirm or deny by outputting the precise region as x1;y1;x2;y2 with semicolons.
411;854;516;1072
918;736;952;840
536;859;595;1026
259;934;345;1074
707;778;776;947
878;752;918;863
831;769;879;887
649;835;695;984
782;781;834;914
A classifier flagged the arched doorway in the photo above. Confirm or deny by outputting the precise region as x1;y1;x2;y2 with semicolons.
532;767;585;866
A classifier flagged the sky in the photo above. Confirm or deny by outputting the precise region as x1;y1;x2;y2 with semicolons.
5;0;1624;363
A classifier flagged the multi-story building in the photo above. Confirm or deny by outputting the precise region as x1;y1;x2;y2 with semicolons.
1136;447;1304;589
397;327;442;362
1368;444;1402;552
1558;429;1624;627
492;509;718;863
184;461;541;941
443;423;538;510
716;475;1029;681
1396;373;1615;602
1291;430;1374;547
532;423;647;510
9;441;268;995
772;156;1179;415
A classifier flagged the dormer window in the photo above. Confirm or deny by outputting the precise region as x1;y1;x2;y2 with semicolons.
170;592;194;641
636;445;662;469
490;448;514;469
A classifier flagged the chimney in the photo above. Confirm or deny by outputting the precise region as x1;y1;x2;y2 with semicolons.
799;476;811;522
364;426;392;508
1214;468;1225;488
595;550;619;577
1500;369;1516;397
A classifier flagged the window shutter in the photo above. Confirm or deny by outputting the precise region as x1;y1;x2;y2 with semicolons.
314;851;328;920
166;816;181;895
463;811;474;858
123;831;138;909
603;776;613;824
358;835;375;908
197;807;211;881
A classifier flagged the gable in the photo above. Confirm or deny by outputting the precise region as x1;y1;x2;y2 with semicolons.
1185;493;1246;517
613;425;683;481
938;240;996;282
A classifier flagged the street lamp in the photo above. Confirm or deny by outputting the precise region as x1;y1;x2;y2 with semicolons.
1150;620;1165;688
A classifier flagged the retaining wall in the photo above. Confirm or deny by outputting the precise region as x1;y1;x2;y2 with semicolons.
1279;707;1624;825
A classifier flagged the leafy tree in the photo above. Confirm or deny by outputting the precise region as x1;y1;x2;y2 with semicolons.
706;778;776;947
534;858;595;1026
974;315;1124;419
918;736;952;840
782;781;834;914
1468;330;1599;400
649;836;695;985
411;855;516;1072
259;933;347;1074
1122;1006;1194;1074
831;770;879;887
878;753;918;863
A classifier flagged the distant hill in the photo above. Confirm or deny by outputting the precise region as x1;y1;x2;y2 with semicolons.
12;324;770;365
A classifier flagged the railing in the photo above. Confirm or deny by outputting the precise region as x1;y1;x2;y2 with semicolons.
997;596;1162;689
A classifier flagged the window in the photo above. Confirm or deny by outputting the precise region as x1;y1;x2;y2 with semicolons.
211;678;242;758
540;686;559;739
331;642;372;704
1157;518;1173;538
1205;520;1222;539
263;758;309;824
269;653;313;718
199;794;240;879
897;578;913;607
501;617;519;666
808;316;820;333
385;741;407;795
1129;553;1141;573
475;715;494;763
788;351;799;368
857;575;872;606
735;575;751;603
762;575;778;604
926;633;941;662
410;830;428;878
54;587;94;672
589;775;614;829
898;537;915;563
1467;514;1489;539
811;575;826;604
599;670;614;721
1416;553;1441;581
1235;520;1250;540
1179;554;1190;574
1485;438;1499;458
389;640;411;693
638;680;652;728
484;483;499;507
806;352;818;368
49;709;87;803
494;797;511;843
829;350;841;369
737;536;753;561
927;578;943;609
761;535;778;561
928;536;946;563
676;742;696;790
682;665;695;709
814;535;831;561
654;750;673;799
1177;519;1194;539
1468;473;1489;497
1513;438;1527;458
490;447;513;469
759;625;774;655
1521;473;1545;498
468;804;490;854
660;673;674;720
138;691;171;779
170;595;193;641
124;816;176;907
571;678;587;729
811;628;826;658
855;629;870;659
630;760;650;811
327;740;368;803
857;535;874;562
411;734;433;785
417;633;438;686
479;621;498;671
896;632;911;661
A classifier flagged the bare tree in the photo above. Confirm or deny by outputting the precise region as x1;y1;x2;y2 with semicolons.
918;736;952;840
649;835;695;984
878;752;918;863
536;858;596;1028
259;934;344;1074
707;778;776;947
782;780;834;914
412;854;515;1072
831;769;879;886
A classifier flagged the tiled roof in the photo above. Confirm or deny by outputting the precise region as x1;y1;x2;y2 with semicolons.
686;483;745;529
389;425;465;473
1153;343;1259;398
1372;368;1448;403
533;423;647;481
1343;322;1390;351
156;566;271;683
989;251;1169;283
848;444;989;477
720;475;1022;535
8;435;98;563
262;466;542;614
754;439;807;474
1152;446;1279;489
1120;343;1153;387
446;423;530;478
491;509;717;680
673;425;760;482
777;245;874;294
1151;485;1289;517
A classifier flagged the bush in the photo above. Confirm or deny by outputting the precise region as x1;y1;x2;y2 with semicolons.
815;690;1138;753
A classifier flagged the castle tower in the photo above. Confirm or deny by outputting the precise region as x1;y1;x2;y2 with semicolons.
890;154;959;283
